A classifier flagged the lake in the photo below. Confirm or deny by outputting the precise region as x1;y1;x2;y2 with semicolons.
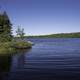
1;38;80;80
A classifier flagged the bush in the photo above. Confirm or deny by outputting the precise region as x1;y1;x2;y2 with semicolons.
0;42;16;54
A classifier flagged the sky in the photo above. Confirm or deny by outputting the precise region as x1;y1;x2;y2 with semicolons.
0;0;80;35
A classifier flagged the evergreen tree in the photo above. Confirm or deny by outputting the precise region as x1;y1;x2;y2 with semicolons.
0;11;13;42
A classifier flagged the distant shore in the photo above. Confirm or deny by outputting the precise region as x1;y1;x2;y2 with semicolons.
26;32;80;38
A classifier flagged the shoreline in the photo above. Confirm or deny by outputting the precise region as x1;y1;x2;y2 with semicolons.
0;41;32;55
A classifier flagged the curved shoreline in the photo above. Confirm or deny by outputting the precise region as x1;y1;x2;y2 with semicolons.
0;41;33;55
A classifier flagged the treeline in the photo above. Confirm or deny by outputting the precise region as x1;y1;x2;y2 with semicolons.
27;32;80;38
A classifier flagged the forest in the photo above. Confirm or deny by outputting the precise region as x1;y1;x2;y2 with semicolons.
27;32;80;38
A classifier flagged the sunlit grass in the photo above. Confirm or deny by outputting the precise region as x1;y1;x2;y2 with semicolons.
0;41;32;55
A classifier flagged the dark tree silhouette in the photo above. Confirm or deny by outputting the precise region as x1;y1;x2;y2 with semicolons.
0;11;13;42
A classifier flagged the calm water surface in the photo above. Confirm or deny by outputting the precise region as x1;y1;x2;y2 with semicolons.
1;38;80;80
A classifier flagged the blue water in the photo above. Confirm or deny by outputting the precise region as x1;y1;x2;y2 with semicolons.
1;38;80;80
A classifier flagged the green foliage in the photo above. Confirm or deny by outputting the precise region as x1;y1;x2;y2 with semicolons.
0;11;32;55
27;32;80;38
0;42;16;54
0;41;32;54
16;26;25;40
0;11;13;42
14;41;32;49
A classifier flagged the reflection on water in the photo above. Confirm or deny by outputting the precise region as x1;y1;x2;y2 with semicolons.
0;55;12;80
0;49;31;80
1;38;80;80
10;49;31;72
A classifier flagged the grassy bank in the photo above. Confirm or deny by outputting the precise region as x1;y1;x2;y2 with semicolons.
13;41;32;49
0;41;32;55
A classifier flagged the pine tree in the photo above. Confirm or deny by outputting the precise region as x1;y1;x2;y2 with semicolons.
0;11;13;42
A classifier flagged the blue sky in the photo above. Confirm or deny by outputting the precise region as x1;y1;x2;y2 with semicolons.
0;0;80;35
